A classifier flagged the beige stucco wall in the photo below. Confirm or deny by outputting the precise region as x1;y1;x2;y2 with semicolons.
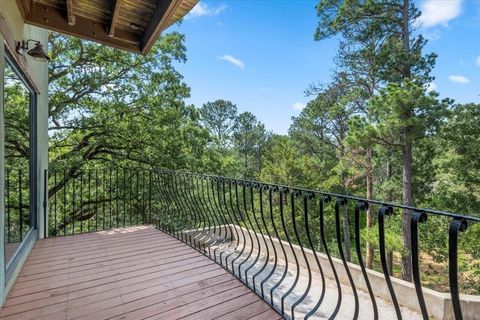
0;0;49;305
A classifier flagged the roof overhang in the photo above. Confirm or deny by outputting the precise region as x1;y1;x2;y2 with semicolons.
16;0;198;54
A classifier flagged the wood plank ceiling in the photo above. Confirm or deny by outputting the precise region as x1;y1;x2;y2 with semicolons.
15;0;198;54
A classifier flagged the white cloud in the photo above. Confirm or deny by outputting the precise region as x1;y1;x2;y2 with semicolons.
292;102;306;111
475;56;480;67
186;2;227;19
220;55;245;69
419;0;463;28
426;82;437;92
449;75;470;84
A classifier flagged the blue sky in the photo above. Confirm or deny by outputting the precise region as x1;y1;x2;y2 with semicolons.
170;0;480;134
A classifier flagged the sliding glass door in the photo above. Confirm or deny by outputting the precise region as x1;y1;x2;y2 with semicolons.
4;51;37;271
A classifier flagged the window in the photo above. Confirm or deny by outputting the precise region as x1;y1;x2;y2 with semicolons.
4;50;37;275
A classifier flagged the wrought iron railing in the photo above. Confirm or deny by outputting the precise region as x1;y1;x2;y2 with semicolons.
43;168;479;320
4;169;30;244
44;169;153;236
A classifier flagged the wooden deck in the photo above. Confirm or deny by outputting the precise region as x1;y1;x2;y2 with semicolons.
0;226;281;320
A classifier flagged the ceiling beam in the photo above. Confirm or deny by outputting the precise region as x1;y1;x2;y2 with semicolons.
25;2;141;53
141;0;182;54
109;0;121;37
15;0;31;20
66;0;76;25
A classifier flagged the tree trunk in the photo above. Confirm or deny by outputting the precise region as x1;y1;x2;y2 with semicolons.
386;250;394;276
401;140;413;282
340;155;351;262
386;151;394;275
366;148;374;269
244;151;248;178
343;204;351;262
400;0;413;283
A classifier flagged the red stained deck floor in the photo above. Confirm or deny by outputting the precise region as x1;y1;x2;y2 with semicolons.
0;226;281;320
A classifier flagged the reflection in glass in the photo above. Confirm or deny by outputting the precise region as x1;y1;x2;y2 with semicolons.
4;61;32;265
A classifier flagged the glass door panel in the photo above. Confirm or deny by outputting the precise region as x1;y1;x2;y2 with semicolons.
4;55;34;266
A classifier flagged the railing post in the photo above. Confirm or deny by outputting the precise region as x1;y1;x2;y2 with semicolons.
43;169;48;238
411;211;428;320
449;218;468;320
19;169;23;241
378;205;402;320
148;170;152;224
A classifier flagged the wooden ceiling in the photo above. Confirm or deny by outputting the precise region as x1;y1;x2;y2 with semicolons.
16;0;198;54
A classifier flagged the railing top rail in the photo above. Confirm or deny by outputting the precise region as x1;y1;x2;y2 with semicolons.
45;167;480;223
152;168;480;224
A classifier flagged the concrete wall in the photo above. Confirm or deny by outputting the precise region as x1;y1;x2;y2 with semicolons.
0;0;49;305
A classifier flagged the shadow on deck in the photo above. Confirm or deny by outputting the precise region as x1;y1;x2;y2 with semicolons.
0;226;280;320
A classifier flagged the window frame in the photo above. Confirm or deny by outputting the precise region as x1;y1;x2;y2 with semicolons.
4;48;38;282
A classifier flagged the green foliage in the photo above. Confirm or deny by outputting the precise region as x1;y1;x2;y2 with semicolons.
48;32;211;172
233;112;268;178
199;100;237;151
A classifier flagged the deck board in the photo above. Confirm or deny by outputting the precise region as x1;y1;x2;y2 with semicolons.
0;226;280;320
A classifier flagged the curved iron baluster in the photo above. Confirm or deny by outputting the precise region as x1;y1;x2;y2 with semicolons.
449;218;468;320
207;178;227;263
237;182;256;281
354;201;378;320
253;185;275;296
188;175;206;250
411;211;428;320
168;174;184;237
220;179;242;272
319;195;342;319
246;183;269;290
305;193;327;320
193;176;211;253
173;174;190;242
240;183;262;287
153;172;169;231
334;197;359;319
378;205;402;320
270;187;290;311
260;186;281;302
164;173;180;233
207;177;225;260
227;180;248;275
213;177;236;268
178;174;193;241
186;174;202;247
291;192;315;319
167;172;182;233
178;174;196;246
231;181;254;278
201;176;219;257
158;173;173;234
281;191;302;317
218;178;237;268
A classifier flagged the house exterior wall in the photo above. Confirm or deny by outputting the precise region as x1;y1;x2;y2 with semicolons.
0;0;49;305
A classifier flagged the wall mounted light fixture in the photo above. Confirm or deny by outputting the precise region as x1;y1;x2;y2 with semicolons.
16;40;50;62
